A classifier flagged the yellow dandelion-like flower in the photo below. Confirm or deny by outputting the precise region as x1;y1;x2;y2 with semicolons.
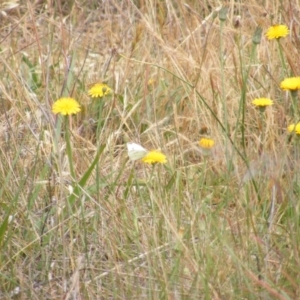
199;138;215;156
252;98;273;107
288;123;300;135
52;97;81;116
88;83;112;98
199;138;215;149
266;24;289;40
280;77;300;91
142;151;167;164
147;78;156;86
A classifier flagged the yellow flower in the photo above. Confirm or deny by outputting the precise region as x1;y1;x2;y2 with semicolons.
252;98;273;107
266;24;289;40
288;123;300;135
142;151;167;164
280;77;300;91
199;138;214;156
52;97;81;115
88;83;112;98
147;78;155;86
199;138;214;149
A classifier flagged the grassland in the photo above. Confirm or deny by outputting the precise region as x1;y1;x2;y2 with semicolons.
0;0;299;299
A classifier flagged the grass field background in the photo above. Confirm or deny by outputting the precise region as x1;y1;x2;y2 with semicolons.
0;0;299;299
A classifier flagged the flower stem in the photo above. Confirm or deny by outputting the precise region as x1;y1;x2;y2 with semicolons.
95;99;105;140
290;90;299;121
276;39;287;77
65;117;75;178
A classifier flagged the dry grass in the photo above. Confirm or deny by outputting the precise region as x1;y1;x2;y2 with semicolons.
0;0;300;299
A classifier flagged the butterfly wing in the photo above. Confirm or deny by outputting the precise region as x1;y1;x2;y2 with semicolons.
127;142;148;161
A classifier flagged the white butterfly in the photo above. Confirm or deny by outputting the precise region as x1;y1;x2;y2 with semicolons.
126;142;148;161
